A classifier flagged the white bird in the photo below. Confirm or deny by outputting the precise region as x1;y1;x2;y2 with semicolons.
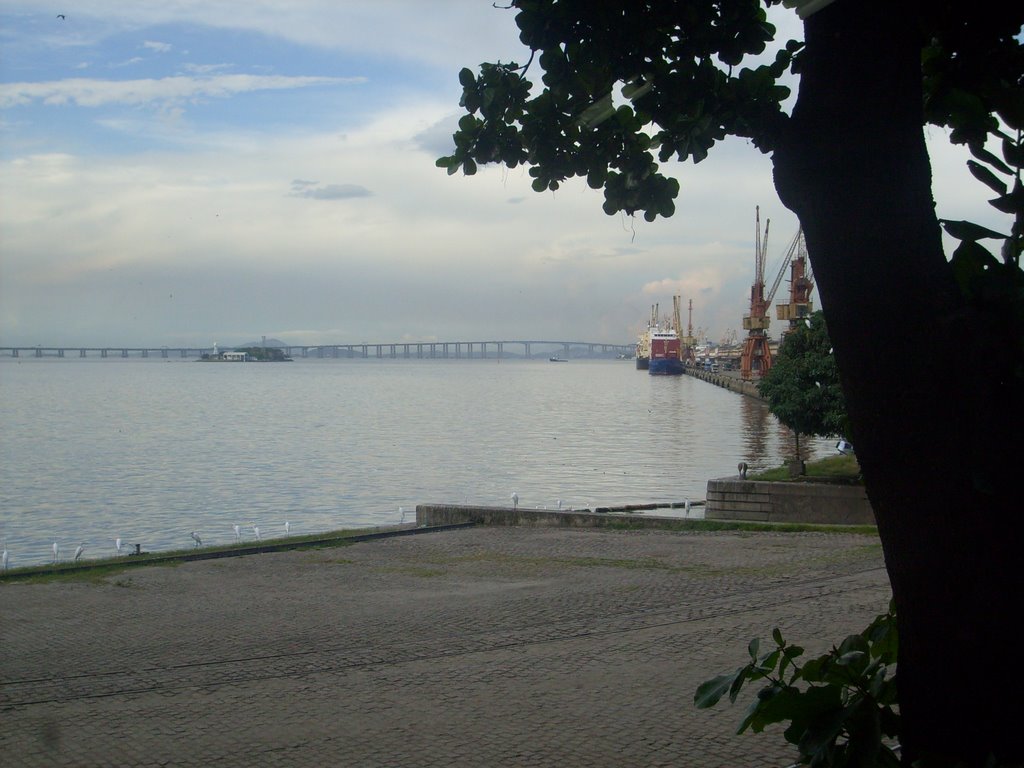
252;525;260;541
115;537;123;555
233;524;241;540
190;531;202;547
556;499;563;510
74;543;85;561
52;541;60;563
284;520;291;534
511;492;519;510
2;540;8;571
684;498;691;514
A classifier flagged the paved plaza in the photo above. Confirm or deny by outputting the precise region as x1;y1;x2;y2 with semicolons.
0;525;891;767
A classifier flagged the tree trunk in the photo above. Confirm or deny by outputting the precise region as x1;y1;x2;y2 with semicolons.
772;2;1023;765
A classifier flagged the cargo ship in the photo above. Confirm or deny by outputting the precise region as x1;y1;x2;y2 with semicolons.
648;328;684;375
635;328;651;370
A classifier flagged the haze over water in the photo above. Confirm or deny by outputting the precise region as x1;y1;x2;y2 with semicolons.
0;357;832;567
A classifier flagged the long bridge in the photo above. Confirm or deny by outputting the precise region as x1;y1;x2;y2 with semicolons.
0;340;634;361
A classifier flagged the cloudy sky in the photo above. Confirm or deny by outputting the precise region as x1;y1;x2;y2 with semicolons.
0;1;1007;348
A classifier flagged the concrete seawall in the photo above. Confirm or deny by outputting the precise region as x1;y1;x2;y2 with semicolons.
418;486;874;527
684;366;763;399
706;477;874;525
416;504;696;529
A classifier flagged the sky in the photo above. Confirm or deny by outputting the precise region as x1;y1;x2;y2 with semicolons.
0;1;1010;349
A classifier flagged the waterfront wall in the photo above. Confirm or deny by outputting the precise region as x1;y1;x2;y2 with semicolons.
685;367;763;399
418;487;874;528
706;478;874;525
416;504;691;529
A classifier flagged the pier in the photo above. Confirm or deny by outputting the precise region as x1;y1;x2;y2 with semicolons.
0;340;633;360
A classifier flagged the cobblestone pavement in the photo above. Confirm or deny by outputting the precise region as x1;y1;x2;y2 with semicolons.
0;526;891;767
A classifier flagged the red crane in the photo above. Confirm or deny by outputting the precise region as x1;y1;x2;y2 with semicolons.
775;228;814;332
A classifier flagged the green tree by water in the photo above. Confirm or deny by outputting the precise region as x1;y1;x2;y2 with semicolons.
439;2;1024;764
758;312;847;461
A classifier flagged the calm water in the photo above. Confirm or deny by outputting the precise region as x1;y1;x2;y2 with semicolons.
0;357;830;566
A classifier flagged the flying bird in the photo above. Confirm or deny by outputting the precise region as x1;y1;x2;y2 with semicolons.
74;543;85;561
57;14;65;20
190;531;202;547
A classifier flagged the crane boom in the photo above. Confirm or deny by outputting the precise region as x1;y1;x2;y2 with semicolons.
766;227;804;306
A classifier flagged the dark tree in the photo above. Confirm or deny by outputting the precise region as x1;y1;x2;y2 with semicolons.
439;2;1024;764
758;311;847;460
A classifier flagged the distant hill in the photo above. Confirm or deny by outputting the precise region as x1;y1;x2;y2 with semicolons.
237;338;288;348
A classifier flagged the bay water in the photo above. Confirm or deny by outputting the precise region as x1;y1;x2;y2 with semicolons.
0;357;832;567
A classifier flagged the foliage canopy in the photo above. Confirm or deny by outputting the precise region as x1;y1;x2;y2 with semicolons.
758;311;848;444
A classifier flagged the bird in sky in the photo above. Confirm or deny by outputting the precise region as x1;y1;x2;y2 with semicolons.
190;531;202;547
57;14;65;20
74;543;85;561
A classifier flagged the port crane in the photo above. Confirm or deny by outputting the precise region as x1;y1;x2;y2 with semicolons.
740;207;773;379
775;229;814;332
740;209;813;378
680;298;696;364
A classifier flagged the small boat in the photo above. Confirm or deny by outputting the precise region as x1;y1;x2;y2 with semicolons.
549;356;568;362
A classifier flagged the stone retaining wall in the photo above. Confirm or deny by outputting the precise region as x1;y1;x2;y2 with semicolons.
706;477;874;525
416;504;689;529
685;367;763;398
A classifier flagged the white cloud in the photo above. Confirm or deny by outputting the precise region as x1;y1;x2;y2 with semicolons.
0;74;364;109
143;40;172;53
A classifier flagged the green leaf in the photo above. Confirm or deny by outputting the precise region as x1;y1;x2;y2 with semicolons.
968;143;1013;175
728;664;752;702
458;67;476;88
1002;136;1024;168
950;239;1000;297
694;671;740;709
748;637;760;661
940;219;1009;242
967;160;1008;195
